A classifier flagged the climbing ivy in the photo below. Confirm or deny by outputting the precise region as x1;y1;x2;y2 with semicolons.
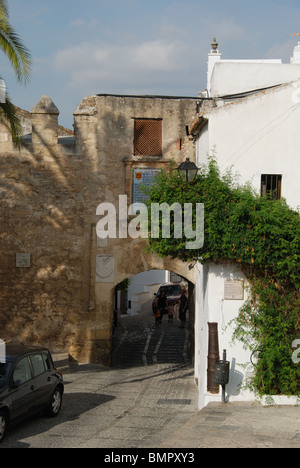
145;158;300;396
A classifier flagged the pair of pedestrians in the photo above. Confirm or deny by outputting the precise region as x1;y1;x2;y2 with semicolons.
155;290;188;327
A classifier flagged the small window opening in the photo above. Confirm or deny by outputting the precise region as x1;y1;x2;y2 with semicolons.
261;174;282;200
134;119;162;156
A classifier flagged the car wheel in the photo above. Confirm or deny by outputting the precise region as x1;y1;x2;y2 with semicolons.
46;387;63;418
0;410;8;442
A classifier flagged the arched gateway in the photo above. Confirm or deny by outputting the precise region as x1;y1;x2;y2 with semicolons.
68;94;199;364
73;237;196;364
0;93;279;406
0;93;199;366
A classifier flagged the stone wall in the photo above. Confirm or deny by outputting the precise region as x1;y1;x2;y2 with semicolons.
0;94;198;363
0;96;91;356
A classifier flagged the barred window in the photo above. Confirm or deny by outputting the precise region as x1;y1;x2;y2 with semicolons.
261;174;282;200
134;119;162;156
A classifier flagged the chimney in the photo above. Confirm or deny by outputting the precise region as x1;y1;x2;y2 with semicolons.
31;95;59;146
291;42;300;64
207;38;222;96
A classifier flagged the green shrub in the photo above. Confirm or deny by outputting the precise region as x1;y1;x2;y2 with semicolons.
146;158;300;395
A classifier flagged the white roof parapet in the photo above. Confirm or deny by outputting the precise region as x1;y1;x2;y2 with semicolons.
291;42;300;63
210;62;300;97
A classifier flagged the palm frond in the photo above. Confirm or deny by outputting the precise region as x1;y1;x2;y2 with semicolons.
0;18;32;84
0;89;23;147
0;0;9;20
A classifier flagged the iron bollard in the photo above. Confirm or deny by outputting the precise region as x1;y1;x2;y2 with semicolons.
214;349;230;403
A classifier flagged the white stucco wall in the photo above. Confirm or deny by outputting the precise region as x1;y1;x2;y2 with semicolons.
208;42;300;98
194;44;300;409
210;62;300;97
194;263;254;409
197;81;300;210
127;270;167;314
195;77;300;408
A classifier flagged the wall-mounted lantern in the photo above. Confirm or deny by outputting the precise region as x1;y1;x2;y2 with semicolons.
177;157;198;183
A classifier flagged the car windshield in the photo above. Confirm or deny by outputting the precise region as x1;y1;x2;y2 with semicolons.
0;362;12;389
159;285;180;296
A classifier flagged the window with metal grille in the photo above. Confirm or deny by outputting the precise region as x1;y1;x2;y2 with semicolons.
261;174;282;200
134;119;162;156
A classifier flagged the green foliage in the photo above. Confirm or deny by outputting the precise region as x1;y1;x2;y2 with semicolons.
0;90;23;147
146;158;300;396
116;278;132;292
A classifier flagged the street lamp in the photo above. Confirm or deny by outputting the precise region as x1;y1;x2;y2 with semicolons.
177;158;198;183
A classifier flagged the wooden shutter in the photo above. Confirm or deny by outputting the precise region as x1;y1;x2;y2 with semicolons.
134;119;162;156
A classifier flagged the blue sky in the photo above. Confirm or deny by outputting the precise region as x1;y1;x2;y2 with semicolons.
2;0;300;128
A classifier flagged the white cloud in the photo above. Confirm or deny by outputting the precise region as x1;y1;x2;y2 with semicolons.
69;19;85;27
134;40;180;71
55;42;109;71
267;39;295;63
69;18;99;29
54;39;186;91
211;19;244;43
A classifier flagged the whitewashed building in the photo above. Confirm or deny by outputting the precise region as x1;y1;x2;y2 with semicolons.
193;40;300;408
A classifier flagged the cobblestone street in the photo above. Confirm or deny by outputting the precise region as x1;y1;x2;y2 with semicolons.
112;306;190;368
1;307;299;449
1;308;199;448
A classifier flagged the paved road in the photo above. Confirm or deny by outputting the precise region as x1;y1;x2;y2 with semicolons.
1;310;199;448
112;308;190;368
1;308;300;448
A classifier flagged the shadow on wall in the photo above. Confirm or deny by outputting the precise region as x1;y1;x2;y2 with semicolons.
226;358;245;400
0;96;101;351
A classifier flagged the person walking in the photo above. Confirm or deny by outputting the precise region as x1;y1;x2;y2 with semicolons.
155;306;162;325
155;290;168;324
167;303;174;324
178;289;188;328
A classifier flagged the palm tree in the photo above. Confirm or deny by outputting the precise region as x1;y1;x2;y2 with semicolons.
0;0;32;145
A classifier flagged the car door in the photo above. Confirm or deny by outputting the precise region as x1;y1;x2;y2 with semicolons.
29;353;53;408
10;356;36;421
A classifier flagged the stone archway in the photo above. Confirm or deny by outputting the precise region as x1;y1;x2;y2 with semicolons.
69;238;195;365
64;93;199;365
112;269;195;368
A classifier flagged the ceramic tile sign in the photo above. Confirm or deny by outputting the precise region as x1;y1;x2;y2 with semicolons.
132;168;161;204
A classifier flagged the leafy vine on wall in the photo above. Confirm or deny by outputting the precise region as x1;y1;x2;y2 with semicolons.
145;158;300;396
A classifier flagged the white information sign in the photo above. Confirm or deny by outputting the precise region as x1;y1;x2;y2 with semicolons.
224;280;244;300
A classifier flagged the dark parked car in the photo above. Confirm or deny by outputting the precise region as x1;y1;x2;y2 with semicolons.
152;282;182;314
0;342;64;442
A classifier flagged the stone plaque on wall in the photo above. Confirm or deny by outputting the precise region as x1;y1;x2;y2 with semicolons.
224;279;244;300
96;255;114;283
97;236;108;248
16;253;31;268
